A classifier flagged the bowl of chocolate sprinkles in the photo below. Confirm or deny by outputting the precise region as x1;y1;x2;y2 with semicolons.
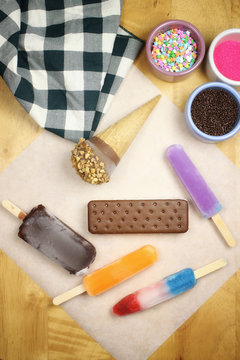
185;82;240;143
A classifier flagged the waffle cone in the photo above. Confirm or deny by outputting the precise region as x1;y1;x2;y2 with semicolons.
93;95;161;160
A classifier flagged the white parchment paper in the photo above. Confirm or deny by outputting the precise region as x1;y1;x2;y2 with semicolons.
0;66;239;360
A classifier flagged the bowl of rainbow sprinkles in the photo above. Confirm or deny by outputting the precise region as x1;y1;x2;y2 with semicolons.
146;19;205;82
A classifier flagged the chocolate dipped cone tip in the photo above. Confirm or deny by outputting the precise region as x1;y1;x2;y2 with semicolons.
71;138;110;184
89;136;120;166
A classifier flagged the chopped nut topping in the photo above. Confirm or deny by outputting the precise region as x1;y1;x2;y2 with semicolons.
71;138;110;184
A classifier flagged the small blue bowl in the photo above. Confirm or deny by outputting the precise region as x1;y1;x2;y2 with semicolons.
185;82;240;143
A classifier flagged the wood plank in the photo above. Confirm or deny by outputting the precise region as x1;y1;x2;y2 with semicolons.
0;251;113;360
48;307;113;360
0;78;42;173
0;250;48;360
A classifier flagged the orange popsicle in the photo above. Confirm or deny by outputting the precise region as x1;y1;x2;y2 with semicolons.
53;245;158;305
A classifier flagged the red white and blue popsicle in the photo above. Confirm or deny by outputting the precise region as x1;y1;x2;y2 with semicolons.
166;144;236;247
113;258;227;316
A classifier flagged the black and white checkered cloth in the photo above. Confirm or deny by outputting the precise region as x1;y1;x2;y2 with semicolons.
0;0;143;142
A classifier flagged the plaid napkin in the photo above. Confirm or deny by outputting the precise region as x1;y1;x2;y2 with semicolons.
0;0;143;142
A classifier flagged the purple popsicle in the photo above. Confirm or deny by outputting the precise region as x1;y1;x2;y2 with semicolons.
166;144;236;247
166;144;222;218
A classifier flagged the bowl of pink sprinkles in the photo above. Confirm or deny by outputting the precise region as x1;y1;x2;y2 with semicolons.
206;28;240;90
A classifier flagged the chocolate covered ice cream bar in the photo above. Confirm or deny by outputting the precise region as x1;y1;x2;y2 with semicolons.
88;199;188;234
2;201;96;274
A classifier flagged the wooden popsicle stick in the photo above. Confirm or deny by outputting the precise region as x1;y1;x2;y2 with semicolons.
53;284;86;306
2;200;27;221
194;258;227;280
211;213;236;248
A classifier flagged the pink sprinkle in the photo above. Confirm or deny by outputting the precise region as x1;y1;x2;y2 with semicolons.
213;40;240;81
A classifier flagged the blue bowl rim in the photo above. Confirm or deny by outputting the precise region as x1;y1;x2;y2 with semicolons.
185;82;240;142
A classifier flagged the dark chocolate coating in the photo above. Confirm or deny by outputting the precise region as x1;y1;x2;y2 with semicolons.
88;199;188;234
18;205;96;274
89;136;120;165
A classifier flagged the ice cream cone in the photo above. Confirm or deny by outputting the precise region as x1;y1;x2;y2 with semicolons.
71;95;161;184
89;95;161;164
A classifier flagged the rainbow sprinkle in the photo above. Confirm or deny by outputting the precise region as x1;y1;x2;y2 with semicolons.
151;28;198;72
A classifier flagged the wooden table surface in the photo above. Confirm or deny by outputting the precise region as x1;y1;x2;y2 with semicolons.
0;1;239;359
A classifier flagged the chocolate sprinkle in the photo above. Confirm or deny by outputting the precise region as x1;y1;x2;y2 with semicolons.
191;88;239;136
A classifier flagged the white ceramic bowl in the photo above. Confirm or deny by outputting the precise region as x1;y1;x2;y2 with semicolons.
206;28;240;90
